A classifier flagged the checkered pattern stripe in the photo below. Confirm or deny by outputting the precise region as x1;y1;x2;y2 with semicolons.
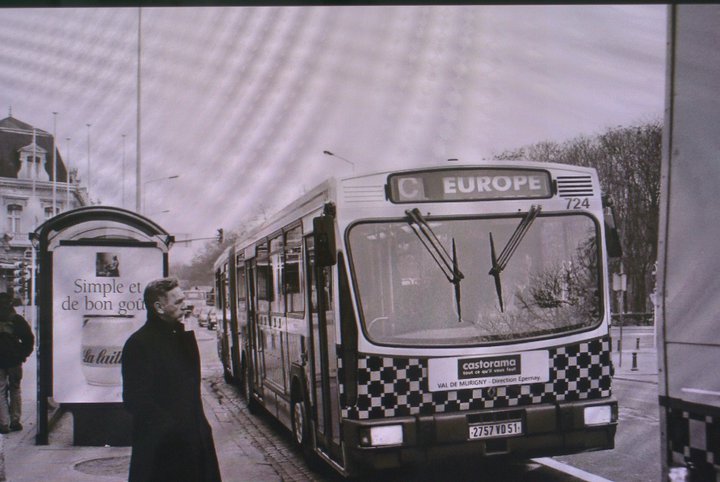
666;405;720;472
339;337;612;420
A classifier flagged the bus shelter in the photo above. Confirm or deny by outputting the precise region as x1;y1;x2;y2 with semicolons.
32;206;174;445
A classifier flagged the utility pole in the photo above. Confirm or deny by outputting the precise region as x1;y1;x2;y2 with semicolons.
86;123;92;199
122;134;126;209
136;6;143;213
65;137;71;209
52;112;58;215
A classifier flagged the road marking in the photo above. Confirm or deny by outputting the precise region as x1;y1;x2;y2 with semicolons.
533;458;614;482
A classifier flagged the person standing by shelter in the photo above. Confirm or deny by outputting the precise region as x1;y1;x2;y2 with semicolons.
0;292;34;434
121;277;221;482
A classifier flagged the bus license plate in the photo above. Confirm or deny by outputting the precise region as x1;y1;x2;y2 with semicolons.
469;421;522;440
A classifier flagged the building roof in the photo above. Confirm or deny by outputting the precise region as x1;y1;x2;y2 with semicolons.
0;116;68;181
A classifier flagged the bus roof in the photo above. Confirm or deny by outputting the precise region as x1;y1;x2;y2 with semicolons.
212;160;600;268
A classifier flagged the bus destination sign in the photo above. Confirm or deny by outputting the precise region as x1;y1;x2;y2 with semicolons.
387;168;552;203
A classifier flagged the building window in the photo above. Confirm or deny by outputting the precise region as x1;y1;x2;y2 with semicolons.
19;149;49;181
7;204;22;234
44;205;60;220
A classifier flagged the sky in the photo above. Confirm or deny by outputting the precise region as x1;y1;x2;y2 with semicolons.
0;5;668;264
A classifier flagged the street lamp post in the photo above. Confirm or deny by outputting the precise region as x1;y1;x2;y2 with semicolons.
86;123;92;200
52;112;58;215
142;175;179;215
32;128;37;198
323;150;356;174
147;209;170;217
65;137;71;210
121;134;127;209
136;7;143;213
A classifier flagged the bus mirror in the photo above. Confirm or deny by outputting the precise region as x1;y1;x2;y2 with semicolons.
603;205;623;258
313;215;337;267
605;225;623;258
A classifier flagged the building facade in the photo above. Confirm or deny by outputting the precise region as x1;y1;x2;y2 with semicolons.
0;114;88;301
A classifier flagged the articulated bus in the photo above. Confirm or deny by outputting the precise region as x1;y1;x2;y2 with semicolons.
213;161;621;476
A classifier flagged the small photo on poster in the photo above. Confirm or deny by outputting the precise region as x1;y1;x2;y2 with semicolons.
96;252;120;277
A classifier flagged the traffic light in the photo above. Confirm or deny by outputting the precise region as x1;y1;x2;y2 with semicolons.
11;262;27;298
216;228;224;244
24;265;32;292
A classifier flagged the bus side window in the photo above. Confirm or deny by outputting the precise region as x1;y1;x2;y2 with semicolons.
270;235;284;314
223;264;230;317
236;255;247;301
313;214;337;267
256;241;272;312
307;236;333;314
284;225;304;314
214;269;222;310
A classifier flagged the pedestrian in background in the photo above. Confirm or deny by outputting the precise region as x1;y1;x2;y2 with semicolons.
0;292;34;434
122;277;221;482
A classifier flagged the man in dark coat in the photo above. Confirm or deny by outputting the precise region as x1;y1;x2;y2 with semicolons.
0;292;34;434
122;277;221;482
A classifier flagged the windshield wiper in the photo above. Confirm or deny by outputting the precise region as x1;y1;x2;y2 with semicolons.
406;208;464;321
452;238;462;322
488;205;541;312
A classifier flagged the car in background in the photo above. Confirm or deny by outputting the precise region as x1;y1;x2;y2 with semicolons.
183;288;208;318
197;306;212;327
206;308;218;330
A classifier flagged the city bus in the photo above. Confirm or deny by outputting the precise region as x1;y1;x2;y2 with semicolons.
213;161;621;476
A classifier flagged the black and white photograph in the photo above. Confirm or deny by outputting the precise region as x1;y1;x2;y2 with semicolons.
0;3;717;482
96;252;121;278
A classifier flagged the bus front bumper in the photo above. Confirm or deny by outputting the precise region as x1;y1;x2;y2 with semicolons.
342;398;617;472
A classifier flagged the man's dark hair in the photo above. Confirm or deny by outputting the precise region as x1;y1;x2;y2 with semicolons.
143;277;179;315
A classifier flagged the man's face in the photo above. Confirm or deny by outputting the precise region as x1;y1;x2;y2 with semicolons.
154;287;187;323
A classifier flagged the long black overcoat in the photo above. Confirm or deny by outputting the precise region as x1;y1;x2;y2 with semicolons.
121;314;221;482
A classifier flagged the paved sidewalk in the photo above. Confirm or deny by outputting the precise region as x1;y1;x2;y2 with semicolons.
0;320;280;482
609;326;658;384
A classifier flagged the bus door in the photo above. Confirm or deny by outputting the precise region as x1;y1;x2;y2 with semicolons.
247;258;263;394
306;235;342;459
235;262;249;380
227;259;241;382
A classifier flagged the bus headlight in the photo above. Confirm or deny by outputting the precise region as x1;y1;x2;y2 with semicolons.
584;405;612;426
359;425;404;447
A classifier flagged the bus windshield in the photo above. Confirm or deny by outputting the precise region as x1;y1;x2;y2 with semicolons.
347;213;602;346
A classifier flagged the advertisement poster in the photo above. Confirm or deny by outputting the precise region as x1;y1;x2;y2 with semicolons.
52;245;164;403
427;351;549;392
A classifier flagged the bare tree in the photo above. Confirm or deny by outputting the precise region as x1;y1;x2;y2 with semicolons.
495;121;662;313
172;206;269;288
172;230;238;288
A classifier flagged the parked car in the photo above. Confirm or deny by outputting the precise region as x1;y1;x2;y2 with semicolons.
197;307;212;327
206;308;218;330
